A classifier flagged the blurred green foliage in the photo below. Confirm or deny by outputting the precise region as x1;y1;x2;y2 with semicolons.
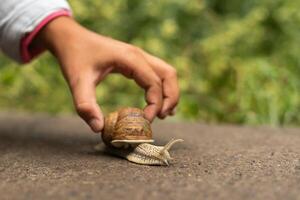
0;0;299;126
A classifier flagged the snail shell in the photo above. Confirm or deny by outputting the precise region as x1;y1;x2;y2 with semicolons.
102;107;154;148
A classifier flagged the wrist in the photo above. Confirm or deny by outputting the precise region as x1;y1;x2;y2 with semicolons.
21;10;72;63
35;16;82;58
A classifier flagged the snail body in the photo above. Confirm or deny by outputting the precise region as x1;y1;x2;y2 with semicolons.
99;107;183;166
106;139;183;166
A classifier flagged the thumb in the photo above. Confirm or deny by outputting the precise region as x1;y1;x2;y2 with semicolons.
70;77;104;133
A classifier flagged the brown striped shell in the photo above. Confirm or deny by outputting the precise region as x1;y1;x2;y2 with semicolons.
101;107;154;148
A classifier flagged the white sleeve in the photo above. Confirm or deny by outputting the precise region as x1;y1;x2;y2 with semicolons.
0;0;71;63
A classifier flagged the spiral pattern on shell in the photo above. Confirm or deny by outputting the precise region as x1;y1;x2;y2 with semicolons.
101;107;154;148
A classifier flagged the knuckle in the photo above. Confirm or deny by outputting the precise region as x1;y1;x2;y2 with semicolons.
127;45;143;57
68;74;86;91
123;48;138;62
166;67;177;78
170;67;178;76
152;77;162;88
130;45;142;53
75;102;93;116
69;77;80;90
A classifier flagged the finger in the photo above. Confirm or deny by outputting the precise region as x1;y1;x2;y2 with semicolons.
142;53;180;118
70;76;104;133
116;48;163;121
143;83;162;122
160;71;179;117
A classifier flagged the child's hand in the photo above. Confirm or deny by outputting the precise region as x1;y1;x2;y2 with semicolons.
37;17;179;133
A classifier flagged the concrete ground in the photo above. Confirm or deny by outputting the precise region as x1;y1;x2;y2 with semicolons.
0;113;300;200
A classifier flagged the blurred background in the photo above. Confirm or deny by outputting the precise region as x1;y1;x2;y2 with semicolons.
0;0;299;126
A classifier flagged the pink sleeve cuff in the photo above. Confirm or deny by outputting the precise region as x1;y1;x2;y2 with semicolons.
21;10;71;63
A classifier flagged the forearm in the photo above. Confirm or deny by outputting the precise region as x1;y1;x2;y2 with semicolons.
0;0;71;63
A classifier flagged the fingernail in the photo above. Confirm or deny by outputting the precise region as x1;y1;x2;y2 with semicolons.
89;118;102;132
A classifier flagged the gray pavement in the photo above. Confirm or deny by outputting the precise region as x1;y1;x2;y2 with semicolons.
0;112;300;200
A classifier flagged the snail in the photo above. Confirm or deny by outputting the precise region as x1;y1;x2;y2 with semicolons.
102;107;154;148
97;107;183;166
